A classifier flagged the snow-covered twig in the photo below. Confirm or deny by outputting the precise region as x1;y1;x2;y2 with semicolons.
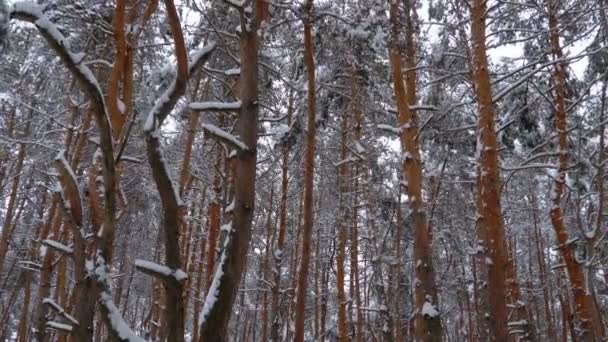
202;123;249;151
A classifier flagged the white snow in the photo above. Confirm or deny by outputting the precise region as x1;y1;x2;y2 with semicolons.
220;222;233;232
421;301;439;318
225;199;235;213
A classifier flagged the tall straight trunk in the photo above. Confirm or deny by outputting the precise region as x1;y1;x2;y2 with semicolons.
546;2;596;340
270;95;293;342
261;188;274;342
294;1;317;340
198;1;260;339
470;0;510;339
288;193;304;338
336;108;349;342
350;68;364;341
388;0;442;340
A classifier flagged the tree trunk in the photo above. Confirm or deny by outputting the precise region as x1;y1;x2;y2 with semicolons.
270;94;293;342
294;1;317;340
546;2;597;340
388;0;442;340
470;0;510;339
198;2;260;339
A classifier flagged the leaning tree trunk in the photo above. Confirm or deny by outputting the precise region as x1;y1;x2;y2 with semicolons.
546;2;597;340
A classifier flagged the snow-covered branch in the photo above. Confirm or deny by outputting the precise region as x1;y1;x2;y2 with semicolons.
189;100;242;112
42;239;73;255
54;150;83;227
202;123;249;151
98;292;147;342
143;42;216;133
43;298;79;326
134;259;188;283
377;124;402;134
204;66;240;77
10;2;114;158
46;321;73;333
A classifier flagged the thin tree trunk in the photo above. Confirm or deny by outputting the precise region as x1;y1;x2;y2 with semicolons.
388;0;442;340
335;107;350;342
294;1;317;340
270;94;293;342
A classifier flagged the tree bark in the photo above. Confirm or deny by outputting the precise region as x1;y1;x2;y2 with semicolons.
198;1;260;339
294;1;317;340
388;1;442;340
546;2;596;340
470;0;510;339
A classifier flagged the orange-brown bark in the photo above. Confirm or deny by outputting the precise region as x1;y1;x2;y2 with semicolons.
470;0;509;339
546;4;596;340
294;1;317;340
388;1;442;340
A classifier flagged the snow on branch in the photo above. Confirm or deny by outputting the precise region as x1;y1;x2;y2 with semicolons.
204;66;240;77
46;321;73;333
189;100;242;112
43;298;78;326
143;43;215;214
223;0;243;9
202;123;249;151
144;42;216;133
99;292;147;342
54;150;83;226
421;301;440;318
10;2;110;137
333;156;359;168
377;124;402;134
42;239;73;254
134;259;188;283
199;236;230;326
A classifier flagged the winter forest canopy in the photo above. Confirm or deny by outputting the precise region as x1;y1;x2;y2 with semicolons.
0;0;607;341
